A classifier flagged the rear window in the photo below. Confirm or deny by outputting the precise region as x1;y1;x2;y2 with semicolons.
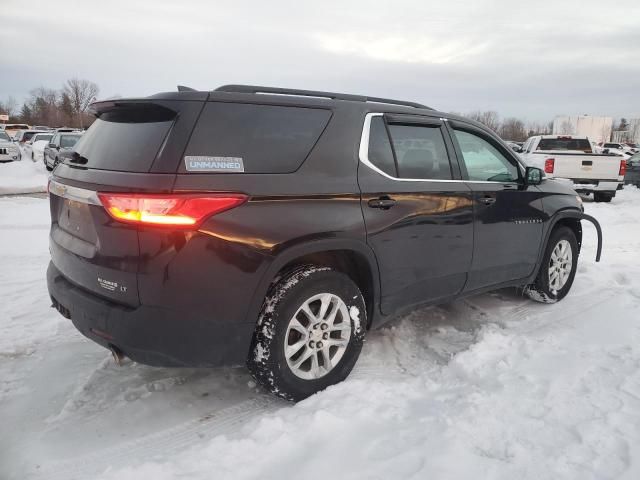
183;103;332;173
72;105;175;171
33;134;53;142
537;138;591;152
60;135;81;148
22;132;39;141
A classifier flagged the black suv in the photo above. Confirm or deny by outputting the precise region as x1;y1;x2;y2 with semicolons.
47;85;602;400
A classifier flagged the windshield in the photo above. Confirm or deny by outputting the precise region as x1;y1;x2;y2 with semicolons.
537;138;592;152
60;135;81;148
0;131;10;141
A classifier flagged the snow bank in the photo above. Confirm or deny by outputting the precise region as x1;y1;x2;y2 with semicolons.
0;159;49;194
0;197;61;358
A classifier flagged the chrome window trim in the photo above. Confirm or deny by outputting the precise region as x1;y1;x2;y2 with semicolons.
358;112;522;184
48;179;102;206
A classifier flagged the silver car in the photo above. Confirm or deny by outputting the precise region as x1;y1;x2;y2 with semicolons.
0;129;20;162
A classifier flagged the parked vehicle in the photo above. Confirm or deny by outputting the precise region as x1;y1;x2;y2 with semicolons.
521;135;626;202
47;85;602;401
23;132;54;161
504;141;523;152
2;123;30;139
32;125;53;131
0;129;20;162
625;153;640;187
603;142;635;153
14;129;45;145
43;132;83;170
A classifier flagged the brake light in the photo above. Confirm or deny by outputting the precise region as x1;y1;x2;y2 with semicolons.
544;158;555;174
97;193;248;228
619;159;627;176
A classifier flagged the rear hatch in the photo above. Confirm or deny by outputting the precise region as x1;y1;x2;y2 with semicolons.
48;98;205;306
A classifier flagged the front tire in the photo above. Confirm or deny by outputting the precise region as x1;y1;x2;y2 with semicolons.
524;226;578;303
248;265;366;401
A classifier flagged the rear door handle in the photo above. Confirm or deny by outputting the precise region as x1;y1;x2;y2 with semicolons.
479;196;496;205
368;197;397;209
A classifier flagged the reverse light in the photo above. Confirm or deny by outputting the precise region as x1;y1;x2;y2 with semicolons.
544;158;555;174
619;159;627;177
97;193;248;228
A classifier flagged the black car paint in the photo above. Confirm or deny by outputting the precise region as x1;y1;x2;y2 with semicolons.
47;88;600;367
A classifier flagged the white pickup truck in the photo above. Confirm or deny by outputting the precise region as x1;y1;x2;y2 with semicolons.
520;135;626;202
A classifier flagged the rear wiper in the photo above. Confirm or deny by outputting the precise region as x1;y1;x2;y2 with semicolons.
69;152;88;165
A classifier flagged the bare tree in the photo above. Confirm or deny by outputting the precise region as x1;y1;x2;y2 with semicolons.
64;78;99;128
0;96;18;117
28;87;60;126
466;110;501;132
499;117;527;141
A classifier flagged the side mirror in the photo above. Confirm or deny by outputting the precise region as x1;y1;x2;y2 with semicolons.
525;167;543;186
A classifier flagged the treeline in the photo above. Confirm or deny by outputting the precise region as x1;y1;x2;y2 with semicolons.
0;78;99;129
460;111;553;141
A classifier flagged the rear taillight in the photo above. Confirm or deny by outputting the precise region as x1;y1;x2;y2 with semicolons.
619;159;627;176
544;158;555;174
97;193;248;228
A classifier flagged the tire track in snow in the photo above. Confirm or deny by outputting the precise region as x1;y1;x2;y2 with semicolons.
31;395;285;480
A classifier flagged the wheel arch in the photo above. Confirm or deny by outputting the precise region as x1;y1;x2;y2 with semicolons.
530;208;602;283
244;239;381;330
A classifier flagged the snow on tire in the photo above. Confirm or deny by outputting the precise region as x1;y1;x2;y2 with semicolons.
247;265;366;401
524;226;579;303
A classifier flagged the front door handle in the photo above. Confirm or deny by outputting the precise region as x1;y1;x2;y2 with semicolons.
368;196;397;209
479;196;496;205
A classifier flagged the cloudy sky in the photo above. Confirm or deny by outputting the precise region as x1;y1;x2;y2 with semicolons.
1;0;638;122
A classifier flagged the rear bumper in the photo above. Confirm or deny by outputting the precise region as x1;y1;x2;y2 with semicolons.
47;262;255;367
567;180;621;192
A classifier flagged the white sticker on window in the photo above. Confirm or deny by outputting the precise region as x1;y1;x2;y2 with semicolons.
184;156;244;173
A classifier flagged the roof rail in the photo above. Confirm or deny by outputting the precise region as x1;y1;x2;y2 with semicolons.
214;85;432;110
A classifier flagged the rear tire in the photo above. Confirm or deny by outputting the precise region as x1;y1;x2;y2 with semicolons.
524;226;578;303
248;265;366;401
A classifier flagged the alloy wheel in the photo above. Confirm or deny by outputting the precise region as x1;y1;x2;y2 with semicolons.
284;293;352;380
548;239;573;291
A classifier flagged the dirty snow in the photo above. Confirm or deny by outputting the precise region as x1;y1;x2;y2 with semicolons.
1;187;640;479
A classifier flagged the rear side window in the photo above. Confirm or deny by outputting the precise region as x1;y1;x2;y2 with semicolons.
367;116;396;176
183;103;331;173
387;124;452;179
72;104;175;172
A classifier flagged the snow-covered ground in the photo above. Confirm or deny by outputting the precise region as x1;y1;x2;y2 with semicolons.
1;187;640;480
0;149;49;194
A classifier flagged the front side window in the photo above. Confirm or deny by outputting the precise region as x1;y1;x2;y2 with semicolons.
453;129;519;182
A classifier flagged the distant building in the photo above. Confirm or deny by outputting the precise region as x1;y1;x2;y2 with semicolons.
552;115;613;143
